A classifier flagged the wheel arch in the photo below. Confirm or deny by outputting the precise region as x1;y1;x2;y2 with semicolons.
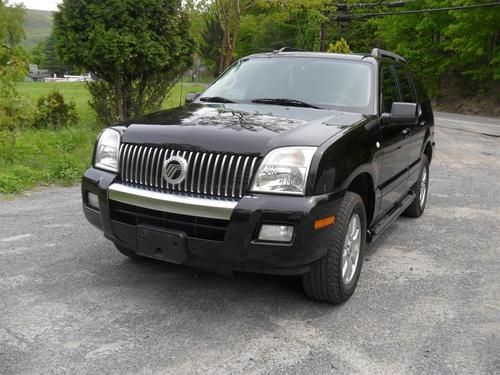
345;172;376;227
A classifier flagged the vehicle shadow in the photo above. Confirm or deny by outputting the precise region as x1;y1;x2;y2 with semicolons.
86;244;345;323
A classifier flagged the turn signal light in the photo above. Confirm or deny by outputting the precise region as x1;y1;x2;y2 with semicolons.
314;216;336;230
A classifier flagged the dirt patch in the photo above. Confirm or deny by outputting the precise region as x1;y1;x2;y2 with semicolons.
435;80;500;117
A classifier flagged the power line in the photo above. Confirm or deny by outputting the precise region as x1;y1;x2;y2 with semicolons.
334;2;500;21
333;1;409;11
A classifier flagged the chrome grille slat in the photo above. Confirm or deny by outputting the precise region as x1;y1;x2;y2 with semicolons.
224;155;235;197
197;153;207;194
138;146;145;185
161;149;170;190
119;145;259;198
144;147;152;186
217;155;227;196
211;154;220;195
149;148;158;186
150;148;158;187
239;156;250;197
204;154;213;195
122;144;129;182
191;152;200;193
231;156;242;197
131;146;139;184
184;151;193;192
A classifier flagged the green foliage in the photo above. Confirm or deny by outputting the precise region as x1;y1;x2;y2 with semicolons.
202;12;224;76
372;0;500;94
194;0;498;98
54;0;194;124
327;38;351;54
31;32;76;75
33;90;79;129
0;48;32;131
0;0;25;47
1;81;206;194
0;1;31;132
0;127;95;193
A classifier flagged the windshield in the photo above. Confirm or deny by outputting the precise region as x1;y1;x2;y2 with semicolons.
200;57;374;113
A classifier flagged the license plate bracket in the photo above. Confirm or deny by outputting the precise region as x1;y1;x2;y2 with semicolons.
136;225;187;264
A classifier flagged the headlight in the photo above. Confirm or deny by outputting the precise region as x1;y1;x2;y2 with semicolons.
251;147;317;195
94;128;121;172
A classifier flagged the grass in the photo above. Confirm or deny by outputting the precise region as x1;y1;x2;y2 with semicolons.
0;81;207;194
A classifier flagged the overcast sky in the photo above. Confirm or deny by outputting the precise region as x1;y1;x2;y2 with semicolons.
12;0;61;11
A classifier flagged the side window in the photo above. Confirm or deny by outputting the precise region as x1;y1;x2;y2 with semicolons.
394;66;415;103
381;65;399;113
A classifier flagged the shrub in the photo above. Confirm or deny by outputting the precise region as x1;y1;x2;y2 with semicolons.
327;38;351;54
33;90;79;129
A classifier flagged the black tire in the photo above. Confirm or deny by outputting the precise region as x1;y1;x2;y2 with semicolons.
302;192;367;304
114;243;144;260
403;155;429;218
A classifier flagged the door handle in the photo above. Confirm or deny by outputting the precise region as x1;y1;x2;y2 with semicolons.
401;128;411;138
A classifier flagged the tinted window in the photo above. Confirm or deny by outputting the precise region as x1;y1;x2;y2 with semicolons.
381;65;399;113
201;57;374;113
395;66;415;102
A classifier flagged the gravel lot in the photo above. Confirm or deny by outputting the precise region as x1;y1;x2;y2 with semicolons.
1;112;499;374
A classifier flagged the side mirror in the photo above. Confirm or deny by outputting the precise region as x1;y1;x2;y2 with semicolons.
381;102;418;125
185;92;201;104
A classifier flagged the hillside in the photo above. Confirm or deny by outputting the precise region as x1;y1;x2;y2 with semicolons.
23;9;53;49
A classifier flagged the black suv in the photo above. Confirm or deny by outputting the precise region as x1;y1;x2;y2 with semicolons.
82;48;434;304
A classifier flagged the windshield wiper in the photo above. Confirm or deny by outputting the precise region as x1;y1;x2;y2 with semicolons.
251;98;323;109
199;96;235;103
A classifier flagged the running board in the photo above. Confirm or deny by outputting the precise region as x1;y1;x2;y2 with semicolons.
367;191;416;243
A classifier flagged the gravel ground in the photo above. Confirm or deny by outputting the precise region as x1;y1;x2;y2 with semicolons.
1;112;499;374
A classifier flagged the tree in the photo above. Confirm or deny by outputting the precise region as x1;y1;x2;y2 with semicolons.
445;1;500;86
54;0;194;124
213;0;254;72
0;1;30;133
202;12;224;76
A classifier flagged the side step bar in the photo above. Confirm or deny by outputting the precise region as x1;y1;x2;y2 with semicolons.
367;191;416;243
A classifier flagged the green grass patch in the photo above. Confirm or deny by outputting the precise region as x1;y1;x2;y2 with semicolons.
1;81;207;194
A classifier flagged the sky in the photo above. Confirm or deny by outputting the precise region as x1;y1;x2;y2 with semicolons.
12;0;61;11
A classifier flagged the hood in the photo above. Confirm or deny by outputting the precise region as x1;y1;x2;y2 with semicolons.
119;103;366;155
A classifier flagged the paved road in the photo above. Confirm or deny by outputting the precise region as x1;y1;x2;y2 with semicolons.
1;113;499;374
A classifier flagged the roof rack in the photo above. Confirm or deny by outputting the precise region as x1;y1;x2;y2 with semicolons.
274;47;305;53
371;48;407;63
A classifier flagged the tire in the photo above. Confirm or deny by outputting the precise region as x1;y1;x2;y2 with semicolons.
302;192;367;304
114;243;145;260
403;155;429;218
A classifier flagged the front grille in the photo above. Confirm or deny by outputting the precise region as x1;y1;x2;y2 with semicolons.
110;201;228;241
118;144;260;199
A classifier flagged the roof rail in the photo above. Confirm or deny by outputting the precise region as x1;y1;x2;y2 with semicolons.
274;47;305;53
371;48;407;63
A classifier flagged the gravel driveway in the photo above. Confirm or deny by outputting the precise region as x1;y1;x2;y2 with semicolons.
1;112;499;374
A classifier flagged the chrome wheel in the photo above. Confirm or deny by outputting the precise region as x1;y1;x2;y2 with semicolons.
341;213;361;284
420;167;428;207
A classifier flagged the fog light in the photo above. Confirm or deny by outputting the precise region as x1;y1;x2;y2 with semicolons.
258;224;294;243
87;192;99;210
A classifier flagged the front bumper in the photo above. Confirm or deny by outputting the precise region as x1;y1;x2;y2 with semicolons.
82;167;343;275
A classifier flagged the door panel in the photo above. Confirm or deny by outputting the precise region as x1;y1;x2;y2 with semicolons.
394;66;425;186
377;64;410;218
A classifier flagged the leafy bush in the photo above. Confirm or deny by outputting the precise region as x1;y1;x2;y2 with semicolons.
33;90;79;129
327;38;351;54
0;48;32;132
